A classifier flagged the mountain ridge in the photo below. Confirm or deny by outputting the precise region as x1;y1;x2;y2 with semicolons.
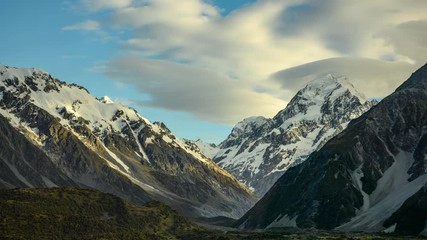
213;74;376;196
235;63;427;235
0;64;255;219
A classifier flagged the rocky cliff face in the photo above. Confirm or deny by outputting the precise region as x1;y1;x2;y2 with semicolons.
0;65;255;219
0;114;75;189
235;63;427;235
214;74;375;196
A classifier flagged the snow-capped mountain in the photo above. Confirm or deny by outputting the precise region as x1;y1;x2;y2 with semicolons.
183;139;219;160
236;63;427;235
0;65;255;219
214;74;376;196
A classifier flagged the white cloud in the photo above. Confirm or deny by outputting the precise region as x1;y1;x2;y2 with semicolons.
271;57;417;99
106;56;286;124
81;0;132;11
62;20;100;31
69;0;427;124
379;20;427;64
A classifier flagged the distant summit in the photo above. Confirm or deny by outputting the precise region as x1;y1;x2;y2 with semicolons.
213;73;375;196
99;96;114;104
236;63;427;235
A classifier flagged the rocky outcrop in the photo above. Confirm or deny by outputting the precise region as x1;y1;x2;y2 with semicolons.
0;114;75;189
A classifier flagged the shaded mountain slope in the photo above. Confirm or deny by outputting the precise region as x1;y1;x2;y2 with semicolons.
236;63;427;235
0;114;75;189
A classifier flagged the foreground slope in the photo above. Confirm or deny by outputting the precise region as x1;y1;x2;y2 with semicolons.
0;65;254;218
214;75;375;196
0;188;214;240
236;63;427;235
1;188;413;240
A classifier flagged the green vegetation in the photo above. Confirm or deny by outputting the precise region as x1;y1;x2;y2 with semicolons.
0;188;422;240
0;188;221;240
225;227;425;239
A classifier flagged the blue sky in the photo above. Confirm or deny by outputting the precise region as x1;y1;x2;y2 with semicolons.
0;0;252;143
1;0;425;143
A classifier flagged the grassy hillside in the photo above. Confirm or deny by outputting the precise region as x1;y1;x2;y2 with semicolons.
0;187;221;240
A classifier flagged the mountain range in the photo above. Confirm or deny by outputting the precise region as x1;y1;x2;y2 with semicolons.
1;62;427;237
0;65;255;219
235;63;427;235
211;74;376;197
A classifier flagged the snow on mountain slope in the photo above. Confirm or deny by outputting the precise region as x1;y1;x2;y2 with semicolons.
0;65;255;218
183;139;219;160
236;63;427;235
214;74;375;196
336;151;427;232
0;65;149;139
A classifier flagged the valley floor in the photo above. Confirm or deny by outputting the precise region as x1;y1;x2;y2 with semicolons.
0;187;424;240
198;224;427;240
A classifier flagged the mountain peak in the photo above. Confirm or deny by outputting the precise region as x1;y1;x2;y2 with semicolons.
225;116;269;142
0;65;46;82
302;73;367;103
234;116;269;132
273;74;371;130
214;73;375;196
99;96;114;104
236;63;427;234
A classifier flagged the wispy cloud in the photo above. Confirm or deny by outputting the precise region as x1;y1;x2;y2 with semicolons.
271;57;415;99
62;20;100;31
81;0;132;12
106;56;285;124
66;0;427;124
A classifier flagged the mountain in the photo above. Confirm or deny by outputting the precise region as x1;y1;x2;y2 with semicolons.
271;57;416;101
183;139;219;160
235;63;427;235
214;74;376;196
0;114;76;189
0;65;255;219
